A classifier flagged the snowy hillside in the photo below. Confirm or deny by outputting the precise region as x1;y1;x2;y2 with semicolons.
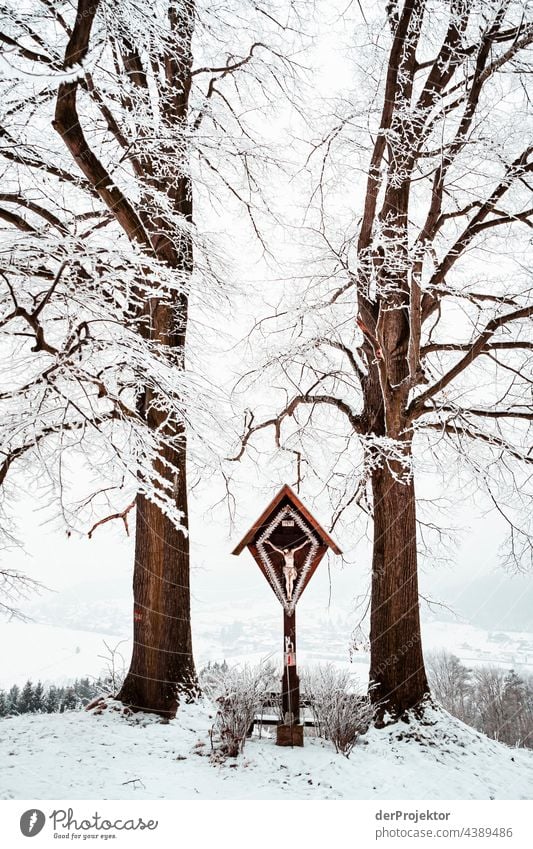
0;622;125;688
1;702;532;801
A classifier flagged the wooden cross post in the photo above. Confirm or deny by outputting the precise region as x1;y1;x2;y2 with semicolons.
232;484;341;748
283;609;299;724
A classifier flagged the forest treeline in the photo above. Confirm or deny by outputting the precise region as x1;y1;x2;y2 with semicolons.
2;654;533;751
0;677;108;716
427;653;533;750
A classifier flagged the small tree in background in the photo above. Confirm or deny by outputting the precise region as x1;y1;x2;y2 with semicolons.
45;686;60;714
501;669;533;748
17;680;34;714
60;688;78;712
6;685;20;715
30;681;45;714
426;651;474;724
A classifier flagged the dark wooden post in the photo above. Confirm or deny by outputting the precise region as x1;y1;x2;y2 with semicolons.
282;610;299;724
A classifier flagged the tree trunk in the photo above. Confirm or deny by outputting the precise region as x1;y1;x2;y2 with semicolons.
52;0;199;718
117;209;197;717
368;450;429;718
117;441;197;716
116;8;196;714
360;338;429;719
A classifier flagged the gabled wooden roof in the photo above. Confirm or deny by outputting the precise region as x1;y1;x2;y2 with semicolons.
232;483;342;555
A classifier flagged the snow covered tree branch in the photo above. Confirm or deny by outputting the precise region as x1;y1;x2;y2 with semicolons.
228;0;533;720
0;0;303;713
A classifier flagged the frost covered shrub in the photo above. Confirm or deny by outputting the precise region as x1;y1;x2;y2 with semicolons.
200;662;277;757
302;664;374;757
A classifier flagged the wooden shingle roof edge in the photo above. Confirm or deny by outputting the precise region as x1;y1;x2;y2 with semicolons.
231;483;342;556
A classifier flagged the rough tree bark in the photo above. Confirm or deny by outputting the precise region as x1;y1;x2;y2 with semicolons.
119;463;196;716
368;454;428;713
362;359;429;715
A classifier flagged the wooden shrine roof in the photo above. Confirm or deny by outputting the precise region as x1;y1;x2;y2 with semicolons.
232;483;342;556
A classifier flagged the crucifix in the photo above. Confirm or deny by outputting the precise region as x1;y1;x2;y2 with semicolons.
232;484;341;746
264;539;307;601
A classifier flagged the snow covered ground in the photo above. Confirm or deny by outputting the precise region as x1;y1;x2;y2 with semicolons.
1;701;532;800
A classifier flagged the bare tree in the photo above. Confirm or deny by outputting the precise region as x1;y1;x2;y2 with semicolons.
426;650;474;724
427;651;533;747
0;569;45;621
230;0;533;720
0;0;299;714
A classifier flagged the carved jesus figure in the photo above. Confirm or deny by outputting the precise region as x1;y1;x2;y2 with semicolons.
265;538;308;601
